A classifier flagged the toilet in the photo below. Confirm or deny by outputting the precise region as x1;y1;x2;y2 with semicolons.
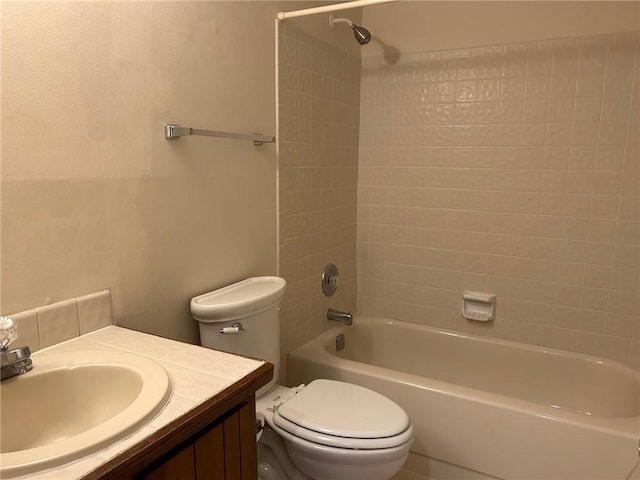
191;276;413;480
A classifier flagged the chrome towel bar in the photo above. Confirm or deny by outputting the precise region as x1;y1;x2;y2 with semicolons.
164;124;275;146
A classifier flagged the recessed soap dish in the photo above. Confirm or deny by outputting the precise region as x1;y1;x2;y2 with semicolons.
461;291;496;322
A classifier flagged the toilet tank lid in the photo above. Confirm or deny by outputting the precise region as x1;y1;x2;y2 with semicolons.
190;276;286;322
275;379;410;440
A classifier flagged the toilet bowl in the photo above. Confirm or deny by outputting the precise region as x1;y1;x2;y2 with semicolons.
260;380;413;480
191;276;413;480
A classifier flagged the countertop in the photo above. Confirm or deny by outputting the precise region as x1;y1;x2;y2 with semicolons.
12;326;271;480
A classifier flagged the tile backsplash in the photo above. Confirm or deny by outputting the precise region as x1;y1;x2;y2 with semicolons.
357;32;639;367
6;290;113;351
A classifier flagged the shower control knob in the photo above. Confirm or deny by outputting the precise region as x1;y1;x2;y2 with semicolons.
322;263;340;297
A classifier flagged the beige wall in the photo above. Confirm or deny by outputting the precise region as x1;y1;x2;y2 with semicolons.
0;1;340;344
363;1;640;56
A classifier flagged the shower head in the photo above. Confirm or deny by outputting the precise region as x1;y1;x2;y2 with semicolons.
352;24;372;45
329;15;372;46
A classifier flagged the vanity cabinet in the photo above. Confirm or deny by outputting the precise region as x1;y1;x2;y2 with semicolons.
82;363;272;480
142;397;257;480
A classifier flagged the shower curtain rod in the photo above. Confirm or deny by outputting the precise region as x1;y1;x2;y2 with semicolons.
277;0;397;21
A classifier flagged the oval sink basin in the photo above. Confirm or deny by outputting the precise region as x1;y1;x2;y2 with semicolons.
0;350;171;478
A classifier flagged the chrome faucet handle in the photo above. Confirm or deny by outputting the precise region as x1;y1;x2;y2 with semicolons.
0;317;17;351
0;317;33;381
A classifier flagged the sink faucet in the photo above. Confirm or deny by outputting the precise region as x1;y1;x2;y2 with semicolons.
327;308;353;326
0;317;33;381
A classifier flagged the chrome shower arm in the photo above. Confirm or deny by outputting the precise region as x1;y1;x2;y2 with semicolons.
329;15;354;27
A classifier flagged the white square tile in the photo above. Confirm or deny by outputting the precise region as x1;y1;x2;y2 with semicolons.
573;97;602;122
524;75;550;98
547;98;574;122
36;299;80;349
578;45;607;72
576;71;605;98
576;331;604;356
551;48;579;73
598;121;628;146
523;99;547;122
149;393;196;429
601;96;630;121
159;362;233;402
602;335;630;363
604;69;633;96
7;309;40;351
571;122;599;146
77;290;113;335
526;51;552;76
549;73;577;98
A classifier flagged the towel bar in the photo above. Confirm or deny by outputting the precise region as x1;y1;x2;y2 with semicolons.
164;124;275;146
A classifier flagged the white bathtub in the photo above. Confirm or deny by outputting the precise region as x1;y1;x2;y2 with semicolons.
287;316;640;480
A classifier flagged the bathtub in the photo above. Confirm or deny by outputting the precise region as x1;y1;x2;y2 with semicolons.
287;316;640;480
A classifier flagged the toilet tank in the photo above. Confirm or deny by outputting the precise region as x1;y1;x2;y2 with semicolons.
191;276;286;394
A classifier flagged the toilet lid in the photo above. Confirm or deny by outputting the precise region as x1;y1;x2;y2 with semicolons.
272;379;412;449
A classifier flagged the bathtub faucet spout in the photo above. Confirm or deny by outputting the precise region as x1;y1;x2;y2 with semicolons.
327;308;353;326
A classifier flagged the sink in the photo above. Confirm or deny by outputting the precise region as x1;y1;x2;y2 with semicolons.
0;350;171;478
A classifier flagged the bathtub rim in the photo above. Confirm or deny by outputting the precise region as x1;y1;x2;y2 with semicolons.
344;316;638;376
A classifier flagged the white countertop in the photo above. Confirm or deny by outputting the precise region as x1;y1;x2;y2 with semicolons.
13;326;265;480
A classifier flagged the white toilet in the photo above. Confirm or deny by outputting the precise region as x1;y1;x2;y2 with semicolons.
191;276;413;480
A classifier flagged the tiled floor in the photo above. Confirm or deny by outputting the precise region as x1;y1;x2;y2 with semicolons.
391;470;430;480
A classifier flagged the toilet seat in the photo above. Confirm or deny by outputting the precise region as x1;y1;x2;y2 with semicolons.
271;380;413;450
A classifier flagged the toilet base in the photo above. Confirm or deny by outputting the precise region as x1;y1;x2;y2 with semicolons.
258;425;310;480
282;429;411;480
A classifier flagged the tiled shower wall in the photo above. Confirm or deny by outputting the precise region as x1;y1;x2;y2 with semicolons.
277;24;360;377
358;32;640;366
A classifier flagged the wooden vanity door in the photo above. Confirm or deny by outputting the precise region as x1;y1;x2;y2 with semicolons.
143;399;257;480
